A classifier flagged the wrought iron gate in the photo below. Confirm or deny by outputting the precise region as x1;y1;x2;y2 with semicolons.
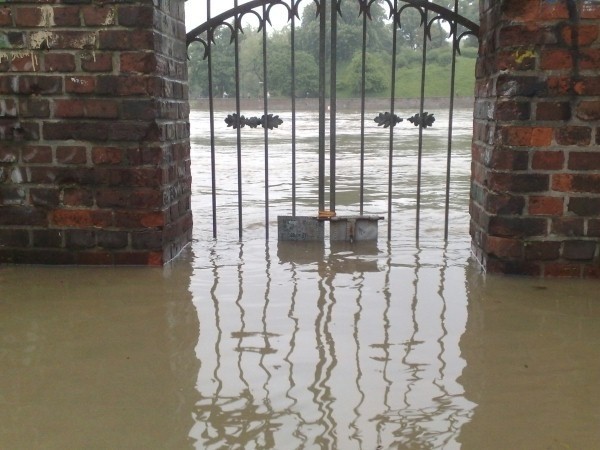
186;0;478;241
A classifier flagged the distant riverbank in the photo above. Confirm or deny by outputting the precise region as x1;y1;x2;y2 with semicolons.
190;97;474;112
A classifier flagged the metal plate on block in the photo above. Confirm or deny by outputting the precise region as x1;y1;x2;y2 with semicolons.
355;218;379;241
330;216;382;242
278;216;324;241
330;219;350;241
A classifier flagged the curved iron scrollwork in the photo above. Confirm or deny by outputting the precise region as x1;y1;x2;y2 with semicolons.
374;111;435;129
225;113;284;130
186;0;480;53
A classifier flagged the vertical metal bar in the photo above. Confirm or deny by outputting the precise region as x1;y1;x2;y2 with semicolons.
359;0;368;216
416;3;429;242
262;3;270;239
444;1;459;241
234;0;243;240
318;0;327;212
207;1;218;238
290;0;297;216
387;0;398;239
329;0;337;212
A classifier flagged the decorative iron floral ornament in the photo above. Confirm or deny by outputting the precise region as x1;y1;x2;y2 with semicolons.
225;113;284;130
374;111;435;129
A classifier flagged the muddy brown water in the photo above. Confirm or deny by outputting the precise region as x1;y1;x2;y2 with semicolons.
1;109;599;449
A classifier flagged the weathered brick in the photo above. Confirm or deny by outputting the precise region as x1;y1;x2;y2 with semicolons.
56;146;87;165
555;126;592;146
496;75;547;97
98;29;154;51
118;5;154;28
18;98;50;118
92;147;123;165
501;126;553;147
44;53;76;72
76;251;114;265
14;7;46;27
65;75;96;94
65;229;96;249
51;209;113;228
532;150;564;170
553;174;600;193
485;193;526;215
54;99;85;118
113;210;164;228
120;52;157;74
0;206;48;226
95;188;129;208
81;52;113;72
0;7;13;27
10;54;38;72
580;48;600;70
529;195;564;215
82;4;116;26
30;188;60;207
568;152;600;170
21;145;52;163
536;102;571;121
563;240;597;261
552;217;585;237
489;173;549;193
559;24;599;46
32;230;63;248
53;6;81;26
61;187;94;207
0;229;30;247
18;76;63;95
576;101;600;121
589;219;600;237
568;197;600;216
97;230;128;249
524;241;561;261
488;216;548;238
131;230;163;250
544;262;582;278
540;49;573;70
43;121;109;141
496;101;530;121
113;251;156;265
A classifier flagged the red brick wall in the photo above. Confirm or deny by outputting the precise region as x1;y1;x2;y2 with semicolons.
0;0;191;265
472;0;600;277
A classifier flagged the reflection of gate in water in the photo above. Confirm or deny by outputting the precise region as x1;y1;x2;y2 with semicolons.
186;0;478;240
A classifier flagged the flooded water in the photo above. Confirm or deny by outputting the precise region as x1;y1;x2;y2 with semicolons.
2;109;600;449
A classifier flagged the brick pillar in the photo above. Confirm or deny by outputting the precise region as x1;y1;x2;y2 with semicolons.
0;1;191;265
471;0;600;277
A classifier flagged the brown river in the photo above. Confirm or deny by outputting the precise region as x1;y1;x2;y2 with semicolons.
1;108;599;449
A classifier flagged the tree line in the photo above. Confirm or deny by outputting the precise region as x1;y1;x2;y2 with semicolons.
187;0;478;99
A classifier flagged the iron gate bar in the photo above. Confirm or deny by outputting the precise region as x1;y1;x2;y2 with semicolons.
444;0;459;241
234;0;244;240
359;0;367;216
318;0;326;212
206;0;218;239
291;1;297;217
387;0;398;239
329;0;339;213
262;2;270;239
416;2;429;242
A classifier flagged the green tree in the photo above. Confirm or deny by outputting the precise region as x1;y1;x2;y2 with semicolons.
341;51;388;95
